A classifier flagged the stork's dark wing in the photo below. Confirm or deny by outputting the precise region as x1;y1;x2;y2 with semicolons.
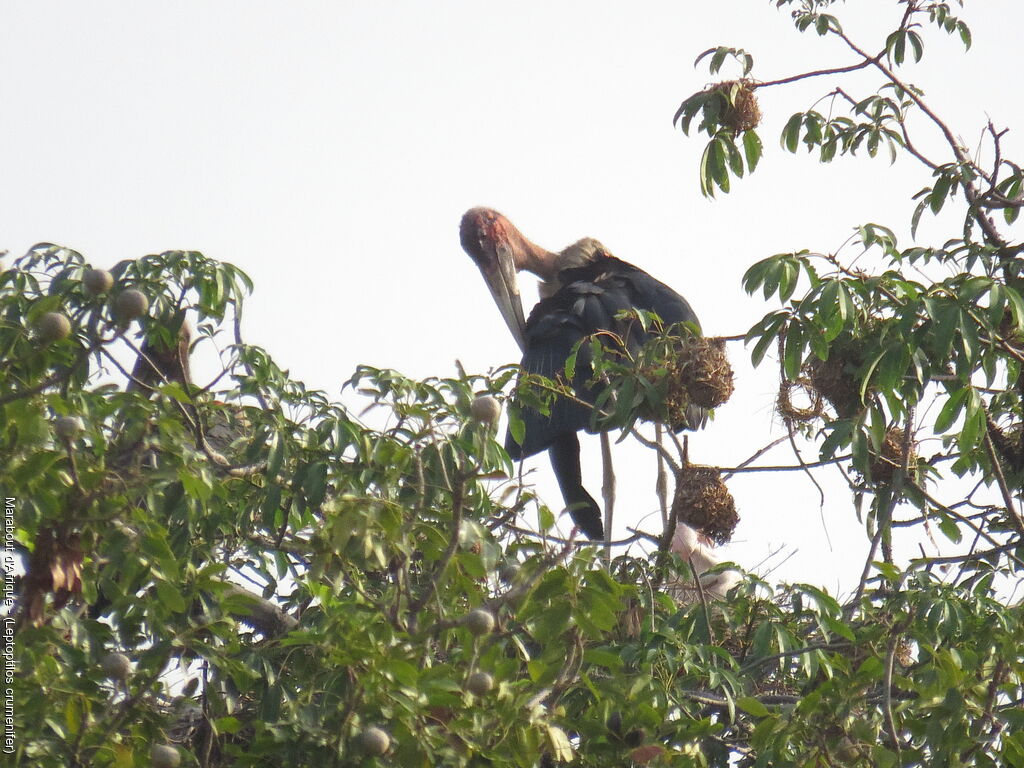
507;256;704;460
128;324;192;393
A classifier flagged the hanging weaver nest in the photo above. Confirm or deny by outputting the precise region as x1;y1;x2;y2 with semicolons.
671;465;739;545
713;79;761;133
776;376;825;423
987;419;1024;473
805;341;864;418
679;336;735;409
641;335;734;428
868;427;918;484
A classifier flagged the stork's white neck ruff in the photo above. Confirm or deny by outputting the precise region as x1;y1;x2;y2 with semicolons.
537;238;609;299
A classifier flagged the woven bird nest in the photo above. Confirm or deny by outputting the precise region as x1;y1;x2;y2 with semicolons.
671;465;739;545
714;79;762;133
869;427;918;484
806;342;864;419
678;336;735;409
987;420;1024;473
777;376;825;424
643;335;734;428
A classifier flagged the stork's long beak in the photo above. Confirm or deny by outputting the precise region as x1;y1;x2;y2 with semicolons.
481;240;528;352
461;208;529;352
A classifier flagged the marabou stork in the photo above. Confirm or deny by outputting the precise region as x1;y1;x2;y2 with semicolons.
128;321;193;393
460;207;706;540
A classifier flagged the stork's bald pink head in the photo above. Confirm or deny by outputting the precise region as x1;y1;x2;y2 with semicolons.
460;207;505;272
460;207;530;351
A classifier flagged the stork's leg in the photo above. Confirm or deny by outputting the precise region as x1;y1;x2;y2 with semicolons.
656;423;669;528
548;433;603;540
600;431;616;562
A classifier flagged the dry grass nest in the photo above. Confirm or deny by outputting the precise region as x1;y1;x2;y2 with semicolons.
671;465;739;545
988;420;1024;472
869;427;918;484
776;376;825;424
643;335;734;427
806;345;864;418
713;79;762;133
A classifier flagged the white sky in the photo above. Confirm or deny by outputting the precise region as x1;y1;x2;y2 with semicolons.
4;1;1022;593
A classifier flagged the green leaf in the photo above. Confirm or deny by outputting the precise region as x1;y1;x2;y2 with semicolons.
748;313;787;367
783;322;804;380
384;659;420;687
934;387;968;434
155;579;187;613
887;30;906;65
699;141;715;197
958;21;972;50
908;30;924;62
737;696;771;717
782;113;802;153
937;514;962;544
725;135;745;177
911;199;928;239
742;258;772;295
564;346;578;380
64;698;81;736
959;388;985;451
820;612;856;641
508;408;525;447
213;716;243;735
743;129;763;172
582;648;624;670
547;725;574;761
930;174;953;213
710;137;730;193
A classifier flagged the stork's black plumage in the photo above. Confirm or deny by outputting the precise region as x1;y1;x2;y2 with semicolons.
512;253;704;457
461;208;706;540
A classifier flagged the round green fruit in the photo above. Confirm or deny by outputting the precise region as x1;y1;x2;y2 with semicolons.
466;671;494;696
470;395;501;424
36;312;72;344
358;726;390;756
55;415;85;442
149;744;181;768
498;562;519;583
114;289;149;322
463;608;495;636
83;268;114;295
100;652;132;681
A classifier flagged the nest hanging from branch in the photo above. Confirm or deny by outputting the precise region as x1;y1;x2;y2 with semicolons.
806;344;864;418
987;418;1024;474
671;465;739;545
642;335;735;428
869;427;918;484
777;376;825;424
678;336;735;410
712;79;762;133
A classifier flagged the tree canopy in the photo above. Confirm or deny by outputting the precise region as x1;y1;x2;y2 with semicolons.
4;1;1023;766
